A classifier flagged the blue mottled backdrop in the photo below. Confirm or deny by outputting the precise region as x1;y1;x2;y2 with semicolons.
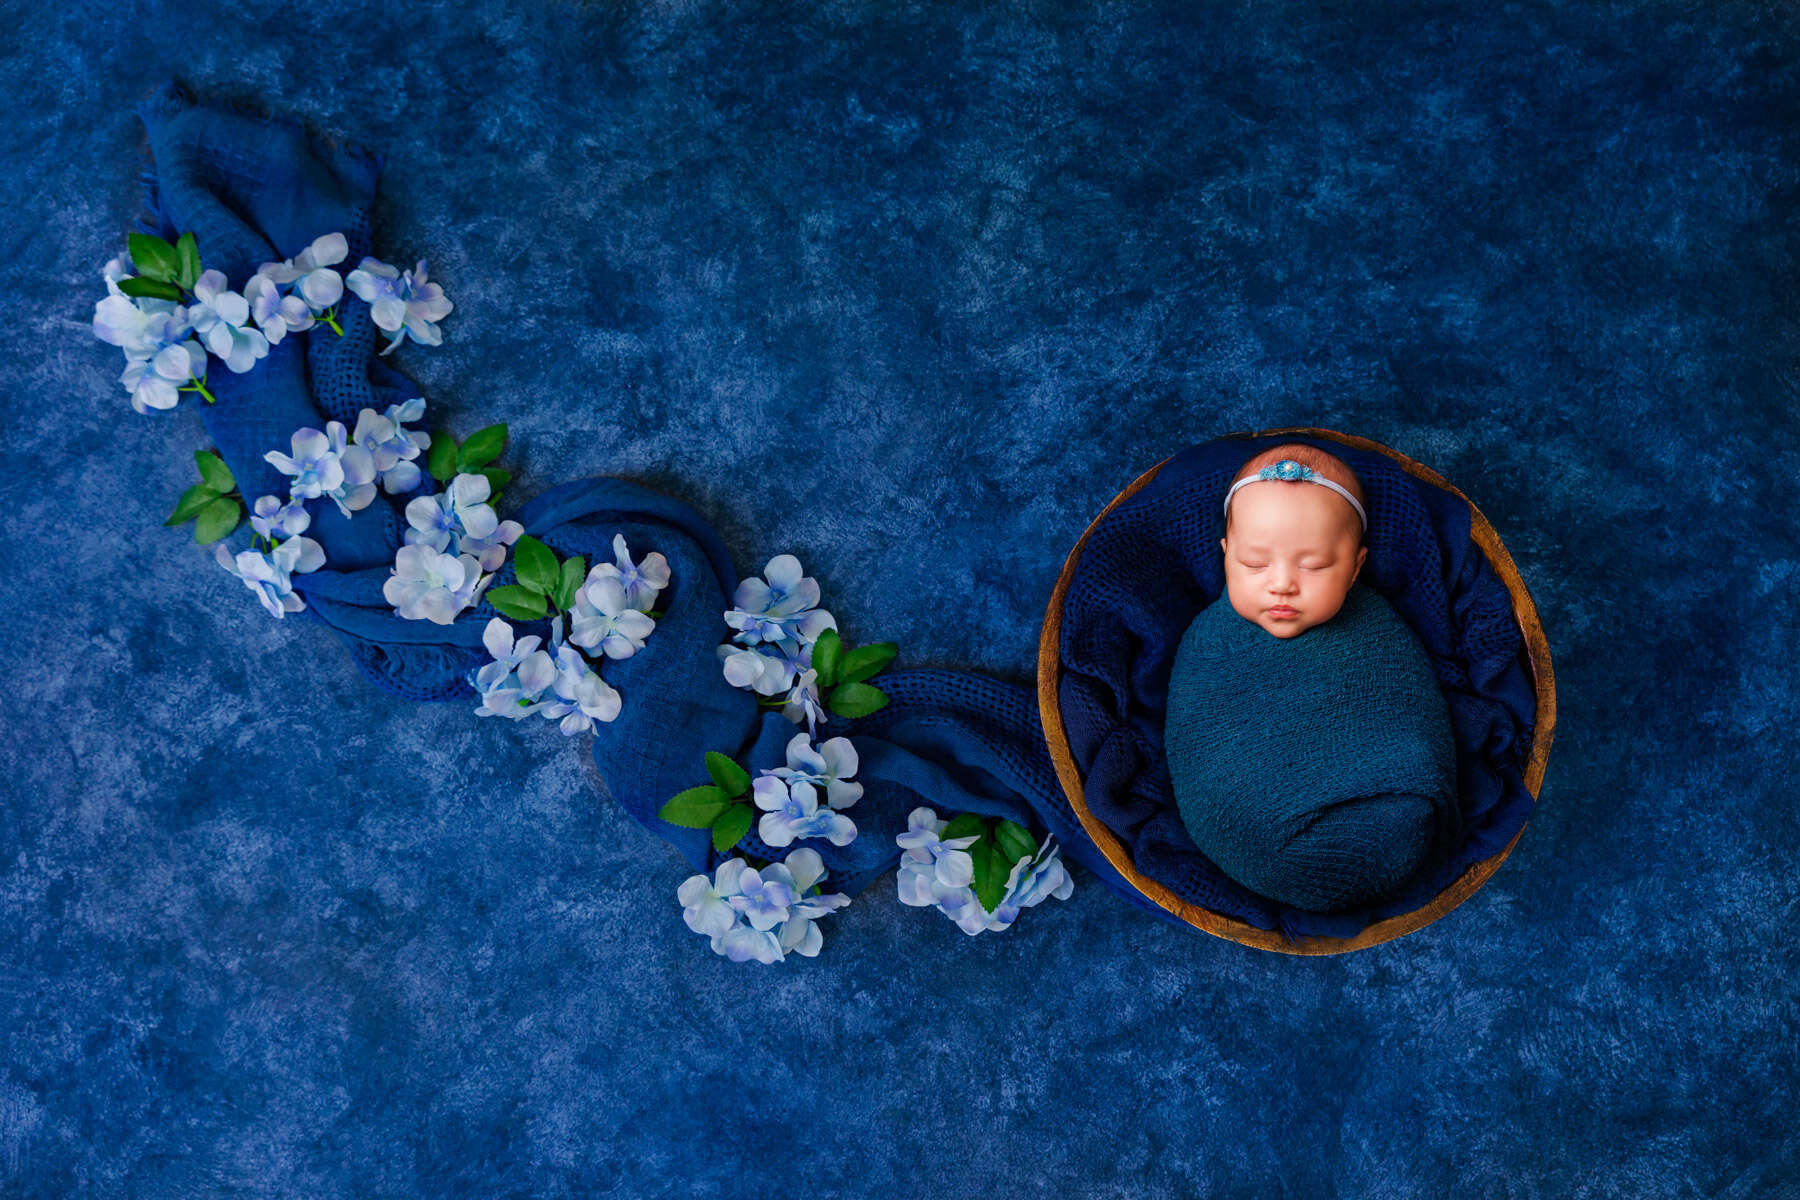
4;1;1797;1195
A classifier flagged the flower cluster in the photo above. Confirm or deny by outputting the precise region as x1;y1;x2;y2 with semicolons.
345;258;453;356
678;848;851;963
752;731;862;848
718;554;837;730
93;229;454;415
387;472;520;624
896;807;1075;935
211;398;434;619
467;533;670;730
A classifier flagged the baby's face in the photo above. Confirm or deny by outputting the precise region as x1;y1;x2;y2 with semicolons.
1220;481;1368;639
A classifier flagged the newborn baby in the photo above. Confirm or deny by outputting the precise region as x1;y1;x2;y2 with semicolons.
1162;444;1460;914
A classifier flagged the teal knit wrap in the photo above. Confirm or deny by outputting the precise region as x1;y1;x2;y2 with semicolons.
1162;582;1461;913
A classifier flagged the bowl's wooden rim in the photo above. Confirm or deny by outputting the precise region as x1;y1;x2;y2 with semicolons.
1035;426;1557;955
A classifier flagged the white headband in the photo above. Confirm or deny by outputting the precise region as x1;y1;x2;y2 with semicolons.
1222;459;1367;532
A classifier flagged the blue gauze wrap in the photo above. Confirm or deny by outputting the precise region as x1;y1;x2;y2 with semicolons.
1162;582;1461;913
130;82;1178;925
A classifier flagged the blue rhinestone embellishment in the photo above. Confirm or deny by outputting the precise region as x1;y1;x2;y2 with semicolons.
1257;459;1315;482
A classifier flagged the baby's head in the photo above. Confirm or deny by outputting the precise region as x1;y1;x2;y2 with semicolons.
1219;443;1369;639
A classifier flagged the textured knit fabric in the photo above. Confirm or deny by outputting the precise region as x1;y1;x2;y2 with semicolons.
1057;437;1539;941
133;82;1179;925
1162;582;1460;913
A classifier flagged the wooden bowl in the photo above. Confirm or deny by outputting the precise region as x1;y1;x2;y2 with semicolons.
1036;426;1556;954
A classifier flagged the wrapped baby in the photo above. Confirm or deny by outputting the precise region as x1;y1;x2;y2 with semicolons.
1162;443;1462;914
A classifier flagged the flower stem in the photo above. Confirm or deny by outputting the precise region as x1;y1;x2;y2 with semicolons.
182;376;217;404
321;307;344;336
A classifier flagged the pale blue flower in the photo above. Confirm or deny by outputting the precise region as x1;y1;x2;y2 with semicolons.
321;420;378;517
680;851;847;962
717;638;805;696
775;847;851;958
536;616;623;734
403;474;516;566
117;323;206;414
724;554;836;646
188;269;269;374
585;533;670;614
781;667;826;734
243;272;315;345
344;256;453;355
716;925;783;963
469;616;556;719
770;731;862;810
93;278;184;361
455;512;524;574
258;233;348;312
383;543;491;624
985;838;1075;930
752;773;858;848
935;882;996;936
895;806;978;888
474;616;544;690
94;253;174;353
249;495;310;542
895;809;1073;935
569;574;655;660
729;862;799;932
213;534;324;619
265;427;345;501
679;857;748;939
100;295;204;415
351;398;431;494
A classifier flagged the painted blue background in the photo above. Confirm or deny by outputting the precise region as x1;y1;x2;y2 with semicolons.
4;1;1796;1194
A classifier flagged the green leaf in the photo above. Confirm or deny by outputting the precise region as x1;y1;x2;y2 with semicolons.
658;785;730;828
827;681;889;719
994;819;1037;866
553;555;586;612
711;802;753;853
458;423;508;471
512;535;559;596
117;276;182;302
839;642;898;685
705;751;751;799
970;834;1009;914
485;584;548;620
165;481;218;526
127;232;179;283
175;231;201;290
426;434;459;483
811;628;843;687
194;449;234;492
941;813;987;843
480;467;511;498
192;496;240;544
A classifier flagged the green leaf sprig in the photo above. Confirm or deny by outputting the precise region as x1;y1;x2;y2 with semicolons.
484;532;586;622
940;814;1040;915
658;750;758;853
164;450;244;545
762;627;896;719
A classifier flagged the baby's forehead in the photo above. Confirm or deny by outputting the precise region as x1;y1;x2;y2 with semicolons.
1226;485;1358;545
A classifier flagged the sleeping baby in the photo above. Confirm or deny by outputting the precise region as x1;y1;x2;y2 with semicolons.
1161;444;1462;914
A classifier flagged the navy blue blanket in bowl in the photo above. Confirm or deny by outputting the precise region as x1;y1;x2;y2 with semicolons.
131;82;1182;922
1057;435;1541;940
